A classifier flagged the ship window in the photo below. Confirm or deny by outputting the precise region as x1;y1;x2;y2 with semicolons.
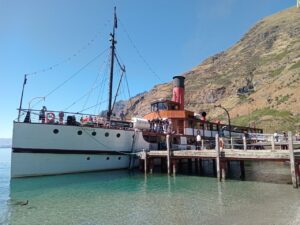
106;157;110;160
105;132;109;137
212;124;218;131
92;131;96;136
118;157;121;160
53;129;59;134
157;102;167;110
116;133;121;138
86;157;90;160
78;130;83;135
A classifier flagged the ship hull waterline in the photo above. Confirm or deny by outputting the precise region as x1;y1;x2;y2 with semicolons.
11;122;149;178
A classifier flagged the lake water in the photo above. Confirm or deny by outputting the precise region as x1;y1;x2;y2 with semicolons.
1;148;300;225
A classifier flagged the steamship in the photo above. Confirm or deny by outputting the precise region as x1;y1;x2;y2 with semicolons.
12;10;263;178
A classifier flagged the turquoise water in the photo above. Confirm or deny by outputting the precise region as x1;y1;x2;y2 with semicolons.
1;148;300;225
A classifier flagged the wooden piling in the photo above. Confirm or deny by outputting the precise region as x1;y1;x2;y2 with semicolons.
199;159;203;175
215;134;221;181
240;160;245;180
212;159;217;177
230;137;233;150
166;134;171;175
149;158;153;174
221;160;226;181
178;159;182;173
227;161;231;171
288;131;298;188
188;159;193;174
195;158;199;174
172;159;177;176
144;151;148;175
295;162;300;186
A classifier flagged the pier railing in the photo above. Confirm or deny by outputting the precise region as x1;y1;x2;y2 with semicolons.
139;132;300;189
16;108;133;129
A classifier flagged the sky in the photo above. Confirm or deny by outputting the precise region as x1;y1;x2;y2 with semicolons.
0;0;296;138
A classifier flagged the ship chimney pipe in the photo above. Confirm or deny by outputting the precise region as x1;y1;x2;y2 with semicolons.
172;76;185;110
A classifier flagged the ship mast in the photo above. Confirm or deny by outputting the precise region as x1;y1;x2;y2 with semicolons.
107;7;117;121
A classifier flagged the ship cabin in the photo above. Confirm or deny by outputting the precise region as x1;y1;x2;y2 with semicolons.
144;99;194;135
142;76;263;147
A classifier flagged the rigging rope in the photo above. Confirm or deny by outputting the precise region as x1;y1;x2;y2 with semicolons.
32;47;110;108
78;100;109;113
26;20;111;77
118;18;163;82
81;51;110;111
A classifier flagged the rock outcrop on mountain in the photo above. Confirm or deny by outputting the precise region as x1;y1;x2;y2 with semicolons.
118;7;300;133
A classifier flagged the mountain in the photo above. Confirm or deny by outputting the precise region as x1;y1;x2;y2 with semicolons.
0;138;12;148
122;7;300;133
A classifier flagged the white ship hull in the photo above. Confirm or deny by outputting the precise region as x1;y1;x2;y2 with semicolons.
12;122;150;178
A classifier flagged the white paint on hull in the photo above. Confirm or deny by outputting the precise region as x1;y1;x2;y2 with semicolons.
11;152;135;178
12;122;149;177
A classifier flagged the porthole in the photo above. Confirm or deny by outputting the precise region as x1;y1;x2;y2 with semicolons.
116;133;121;138
106;157;110;160
118;157;121;160
53;129;59;134
105;132;109;137
92;131;96;136
77;130;83;135
86;157;90;160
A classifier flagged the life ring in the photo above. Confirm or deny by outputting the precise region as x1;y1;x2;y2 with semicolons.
46;112;55;123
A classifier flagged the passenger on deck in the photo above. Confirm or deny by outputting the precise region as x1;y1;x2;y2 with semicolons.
58;111;64;124
120;111;125;121
39;106;47;123
219;137;225;151
24;110;31;123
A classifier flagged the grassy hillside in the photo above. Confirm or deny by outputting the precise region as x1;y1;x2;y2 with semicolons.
120;7;300;133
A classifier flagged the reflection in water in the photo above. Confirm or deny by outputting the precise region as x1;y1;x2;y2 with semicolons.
1;148;300;225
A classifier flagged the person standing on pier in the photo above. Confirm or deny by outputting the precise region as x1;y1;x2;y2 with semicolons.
196;131;201;150
274;131;279;142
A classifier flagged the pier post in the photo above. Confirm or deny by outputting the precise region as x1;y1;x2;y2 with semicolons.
195;158;199;174
166;134;171;175
231;137;233;150
188;159;193;174
160;158;165;172
149;158;153;174
240;160;245;180
288;131;298;188
215;134;221;181
271;135;275;152
172;159;177;176
212;159;217;177
199;159;203;175
201;140;204;150
221;160;227;181
144;151;148;175
178;159;182;173
296;162;300;186
243;135;247;151
226;160;231;176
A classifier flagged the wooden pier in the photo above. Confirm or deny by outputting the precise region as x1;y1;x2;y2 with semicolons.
138;132;300;188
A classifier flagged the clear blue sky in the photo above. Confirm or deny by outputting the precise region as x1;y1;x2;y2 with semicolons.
0;0;296;138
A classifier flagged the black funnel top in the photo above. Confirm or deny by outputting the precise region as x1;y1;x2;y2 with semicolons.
173;76;185;88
